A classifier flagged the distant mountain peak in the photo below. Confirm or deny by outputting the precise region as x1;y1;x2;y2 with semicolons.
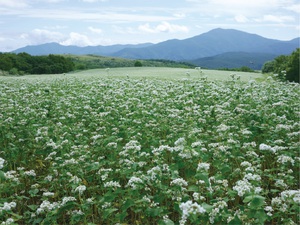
11;28;298;69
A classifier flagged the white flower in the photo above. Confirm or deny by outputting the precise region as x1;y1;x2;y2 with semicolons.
241;161;252;167
197;163;210;172
259;143;276;153
24;170;36;177
126;176;144;189
0;202;17;212
75;185;86;195
1;218;14;225
179;201;206;225
244;173;261;181
36;200;59;214
0;157;5;169
170;178;188;187
277;155;295;165
233;179;252;196
61;196;76;206
104;181;121;188
43;192;55;197
264;206;274;216
72;209;84;215
174;137;185;146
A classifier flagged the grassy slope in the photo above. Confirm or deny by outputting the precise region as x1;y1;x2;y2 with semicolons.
2;67;264;82
64;54;195;70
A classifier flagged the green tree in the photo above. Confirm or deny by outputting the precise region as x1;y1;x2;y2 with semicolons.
262;61;275;73
0;54;13;71
9;68;19;75
286;48;299;83
262;50;299;83
134;60;143;67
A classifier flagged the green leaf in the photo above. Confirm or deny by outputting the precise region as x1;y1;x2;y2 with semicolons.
255;209;267;224
158;219;175;225
243;195;265;208
243;195;253;203
228;216;243;225
187;185;199;192
57;201;77;215
195;173;209;186
121;199;135;211
28;204;38;211
103;208;118;219
145;207;163;217
250;196;265;208
201;203;213;213
0;171;5;181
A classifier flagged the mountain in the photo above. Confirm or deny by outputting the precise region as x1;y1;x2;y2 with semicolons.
12;42;153;56
113;28;299;60
190;52;277;70
11;28;299;69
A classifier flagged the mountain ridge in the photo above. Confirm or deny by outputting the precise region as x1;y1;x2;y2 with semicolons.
11;28;299;69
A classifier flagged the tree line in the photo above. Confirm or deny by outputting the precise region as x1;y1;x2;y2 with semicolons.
262;48;299;83
0;52;74;75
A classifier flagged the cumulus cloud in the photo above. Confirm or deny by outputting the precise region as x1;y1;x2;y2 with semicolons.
60;32;93;46
20;29;65;44
139;22;189;33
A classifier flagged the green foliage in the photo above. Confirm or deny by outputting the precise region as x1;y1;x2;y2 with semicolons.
9;68;19;75
65;54;195;70
262;48;299;83
0;74;299;224
218;66;255;72
286;48;299;83
262;61;275;73
134;60;143;67
0;53;75;75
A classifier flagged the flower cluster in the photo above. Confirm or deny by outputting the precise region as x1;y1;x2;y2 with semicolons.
179;200;206;225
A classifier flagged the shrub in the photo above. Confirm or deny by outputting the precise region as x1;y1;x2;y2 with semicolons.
134;60;143;67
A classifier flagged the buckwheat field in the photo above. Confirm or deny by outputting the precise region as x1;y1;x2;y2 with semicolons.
0;69;299;225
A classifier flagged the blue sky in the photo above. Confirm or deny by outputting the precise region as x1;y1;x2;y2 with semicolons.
0;0;299;52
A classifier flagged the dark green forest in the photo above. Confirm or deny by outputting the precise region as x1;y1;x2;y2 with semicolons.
0;53;194;75
0;53;75;75
262;48;299;83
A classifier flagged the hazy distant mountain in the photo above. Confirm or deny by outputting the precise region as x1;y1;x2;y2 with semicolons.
112;28;299;60
11;28;299;69
12;42;153;56
190;52;277;70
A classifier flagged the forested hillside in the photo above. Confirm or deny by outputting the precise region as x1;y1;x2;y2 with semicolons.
0;53;74;75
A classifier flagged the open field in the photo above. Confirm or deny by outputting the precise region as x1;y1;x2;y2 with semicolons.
1;67;264;82
0;68;299;224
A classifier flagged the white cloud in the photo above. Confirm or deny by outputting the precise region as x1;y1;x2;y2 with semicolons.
234;15;249;23
0;0;28;8
262;15;295;23
173;13;186;18
139;22;189;33
88;26;102;34
60;32;93;46
285;4;300;13
21;29;65;44
185;0;298;17
81;0;108;2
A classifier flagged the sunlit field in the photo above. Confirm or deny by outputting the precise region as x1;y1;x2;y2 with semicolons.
0;68;299;225
5;67;264;81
